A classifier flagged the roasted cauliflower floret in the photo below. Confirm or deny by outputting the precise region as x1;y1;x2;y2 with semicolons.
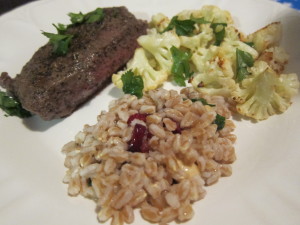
191;70;236;97
224;25;247;42
258;46;289;73
218;40;258;78
113;30;180;91
177;5;233;24
149;13;170;32
191;46;218;73
200;5;233;24
138;29;180;73
112;48;169;91
248;22;282;53
232;61;299;120
277;73;299;99
191;39;258;80
192;46;235;79
180;24;213;51
220;40;258;61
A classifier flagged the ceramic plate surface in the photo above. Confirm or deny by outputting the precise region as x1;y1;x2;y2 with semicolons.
0;0;300;225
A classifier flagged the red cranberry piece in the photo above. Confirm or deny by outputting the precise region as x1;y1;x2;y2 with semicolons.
128;124;149;153
173;121;182;134
127;113;148;125
140;137;150;153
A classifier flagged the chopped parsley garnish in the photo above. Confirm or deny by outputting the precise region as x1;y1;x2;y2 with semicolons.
162;16;196;36
68;8;104;25
162;16;226;45
84;8;104;23
53;23;68;34
236;48;254;82
43;8;104;56
68;12;85;24
244;41;255;48
0;91;31;118
121;70;144;98
170;46;193;86
42;32;74;56
191;98;216;106
162;16;211;36
213;114;225;130
211;23;227;46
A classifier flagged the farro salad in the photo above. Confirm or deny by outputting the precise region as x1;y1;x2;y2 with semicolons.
63;87;236;225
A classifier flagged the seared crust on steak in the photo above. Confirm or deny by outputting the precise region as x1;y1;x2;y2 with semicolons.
0;7;147;120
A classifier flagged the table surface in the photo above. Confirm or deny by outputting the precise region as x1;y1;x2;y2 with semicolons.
0;0;300;15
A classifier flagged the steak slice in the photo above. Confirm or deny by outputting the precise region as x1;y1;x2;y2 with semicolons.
0;7;147;120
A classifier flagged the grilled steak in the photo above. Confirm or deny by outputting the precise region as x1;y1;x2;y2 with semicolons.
0;7;147;120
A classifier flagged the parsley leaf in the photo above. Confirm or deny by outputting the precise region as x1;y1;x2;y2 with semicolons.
163;16;211;36
42;32;73;56
84;8;104;23
68;12;85;24
244;41;255;48
43;8;104;56
170;46;193;86
0;91;32;118
68;8;104;25
163;16;196;36
211;23;227;46
52;23;68;34
213;114;225;130
236;48;254;82
121;70;144;98
191;98;216;106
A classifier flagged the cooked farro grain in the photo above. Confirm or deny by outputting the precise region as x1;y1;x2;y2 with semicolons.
62;87;236;225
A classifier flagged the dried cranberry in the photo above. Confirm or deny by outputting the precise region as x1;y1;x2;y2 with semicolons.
127;113;148;125
140;137;150;153
173;121;182;134
128;124;150;153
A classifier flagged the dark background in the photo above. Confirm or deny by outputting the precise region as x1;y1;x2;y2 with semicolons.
0;0;36;15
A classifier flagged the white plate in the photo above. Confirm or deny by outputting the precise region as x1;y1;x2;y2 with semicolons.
0;0;300;224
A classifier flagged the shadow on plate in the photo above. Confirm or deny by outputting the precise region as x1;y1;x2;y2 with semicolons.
108;86;124;99
232;112;258;123
22;115;64;132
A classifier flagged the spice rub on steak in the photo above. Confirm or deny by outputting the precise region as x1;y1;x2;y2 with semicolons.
0;6;147;120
